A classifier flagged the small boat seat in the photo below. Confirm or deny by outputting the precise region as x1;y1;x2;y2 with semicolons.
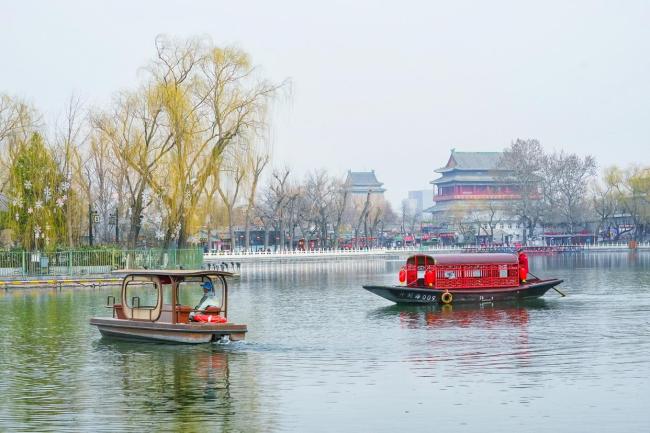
203;306;221;314
175;305;193;323
112;304;127;320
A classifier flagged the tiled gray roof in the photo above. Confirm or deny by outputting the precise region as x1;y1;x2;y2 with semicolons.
436;151;504;172
425;198;511;214
345;170;383;187
432;173;505;184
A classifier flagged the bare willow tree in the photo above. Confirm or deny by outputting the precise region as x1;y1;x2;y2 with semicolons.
54;96;89;246
260;168;292;251
303;170;331;247
591;175;618;241
604;165;650;241
243;146;270;250
147;37;284;248
354;192;372;248
216;147;247;251
478;201;502;240
93;88;174;248
329;178;349;249
91;36;285;249
400;199;421;238
543;151;596;233
0;95;38;192
2;37;287;251
499;138;545;243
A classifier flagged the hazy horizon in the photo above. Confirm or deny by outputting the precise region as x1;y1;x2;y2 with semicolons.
2;0;649;206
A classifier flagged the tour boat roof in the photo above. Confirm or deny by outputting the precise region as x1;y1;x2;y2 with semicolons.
113;269;235;278
408;253;518;265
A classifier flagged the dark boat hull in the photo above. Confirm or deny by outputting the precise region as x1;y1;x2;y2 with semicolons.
90;317;247;344
362;279;563;304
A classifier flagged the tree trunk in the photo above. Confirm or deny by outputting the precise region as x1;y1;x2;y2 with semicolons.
278;214;285;251
177;213;187;249
127;207;142;249
363;214;369;248
227;207;235;252
66;205;74;248
244;212;251;251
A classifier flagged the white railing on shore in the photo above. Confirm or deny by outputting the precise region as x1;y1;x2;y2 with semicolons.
582;242;650;250
204;245;460;259
204;242;649;260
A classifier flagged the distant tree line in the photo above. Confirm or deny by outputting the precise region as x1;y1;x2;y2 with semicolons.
0;35;399;252
0;36;286;251
3;37;647;250
497;139;650;243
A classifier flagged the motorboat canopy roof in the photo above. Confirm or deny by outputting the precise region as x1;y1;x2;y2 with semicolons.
113;269;234;278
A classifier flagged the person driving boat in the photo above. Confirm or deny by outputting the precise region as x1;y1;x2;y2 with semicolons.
189;280;220;320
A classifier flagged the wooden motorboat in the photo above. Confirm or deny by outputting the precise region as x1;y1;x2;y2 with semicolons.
90;270;247;344
363;253;563;305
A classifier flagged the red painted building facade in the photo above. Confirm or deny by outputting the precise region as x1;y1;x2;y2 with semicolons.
426;150;529;243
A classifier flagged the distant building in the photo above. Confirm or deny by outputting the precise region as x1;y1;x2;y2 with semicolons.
406;190;434;215
426;150;530;244
344;170;386;196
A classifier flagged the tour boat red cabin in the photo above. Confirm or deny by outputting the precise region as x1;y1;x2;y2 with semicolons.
363;253;563;304
398;253;520;289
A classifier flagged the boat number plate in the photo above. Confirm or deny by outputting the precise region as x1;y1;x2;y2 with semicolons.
400;291;436;302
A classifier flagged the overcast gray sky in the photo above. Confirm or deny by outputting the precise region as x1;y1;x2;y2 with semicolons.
2;0;649;205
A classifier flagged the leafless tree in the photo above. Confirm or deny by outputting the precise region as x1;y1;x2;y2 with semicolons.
498;138;546;243
605;165;650;241
243;148;270;250
330;181;348;249
543;151;596;233
217;149;247;251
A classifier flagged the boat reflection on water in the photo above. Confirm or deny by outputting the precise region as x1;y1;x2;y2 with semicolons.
370;299;549;330
92;341;256;431
369;301;554;372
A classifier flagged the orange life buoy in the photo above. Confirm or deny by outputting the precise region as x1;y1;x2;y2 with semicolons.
441;291;453;304
193;314;227;323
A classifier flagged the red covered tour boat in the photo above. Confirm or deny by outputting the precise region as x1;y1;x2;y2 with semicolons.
363;253;564;305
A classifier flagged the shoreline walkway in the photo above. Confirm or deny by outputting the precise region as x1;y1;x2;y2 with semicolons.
0;276;122;289
204;242;649;264
2;243;647;287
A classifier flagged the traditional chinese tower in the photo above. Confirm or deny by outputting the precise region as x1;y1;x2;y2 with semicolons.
343;170;386;196
428;150;521;222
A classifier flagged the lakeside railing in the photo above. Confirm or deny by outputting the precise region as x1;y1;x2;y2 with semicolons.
204;242;650;260
205;245;460;259
0;248;203;278
3;243;647;277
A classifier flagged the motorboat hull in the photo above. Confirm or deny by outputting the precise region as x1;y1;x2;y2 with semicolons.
90;317;247;344
363;279;563;305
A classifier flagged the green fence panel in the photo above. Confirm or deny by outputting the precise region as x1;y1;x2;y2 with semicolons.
0;248;203;277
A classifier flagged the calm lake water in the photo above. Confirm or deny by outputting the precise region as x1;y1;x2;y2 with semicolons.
1;253;649;432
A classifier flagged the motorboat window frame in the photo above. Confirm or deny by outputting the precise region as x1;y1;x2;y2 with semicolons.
121;275;163;321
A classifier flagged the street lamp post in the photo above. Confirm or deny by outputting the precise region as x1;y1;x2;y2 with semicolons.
89;205;94;246
109;209;119;244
